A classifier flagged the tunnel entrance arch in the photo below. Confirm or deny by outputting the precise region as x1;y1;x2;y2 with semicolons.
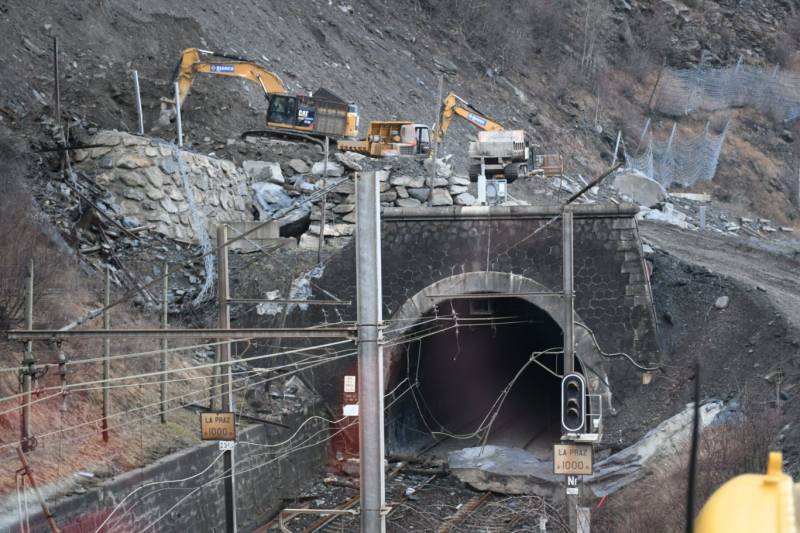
384;272;610;457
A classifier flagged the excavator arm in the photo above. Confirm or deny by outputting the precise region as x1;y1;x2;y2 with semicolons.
434;92;505;143
170;47;288;107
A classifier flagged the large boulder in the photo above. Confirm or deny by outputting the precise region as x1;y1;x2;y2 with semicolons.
335;151;366;171
431;188;453;206
311;160;345;177
611;169;667;207
243;161;284;184
288;158;310;174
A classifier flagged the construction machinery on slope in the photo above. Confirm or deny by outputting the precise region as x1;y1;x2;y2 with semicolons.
337;120;431;157
158;48;359;143
435;92;563;183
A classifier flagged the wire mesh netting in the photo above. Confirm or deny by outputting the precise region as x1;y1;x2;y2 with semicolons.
654;63;800;121
174;146;216;304
625;121;729;187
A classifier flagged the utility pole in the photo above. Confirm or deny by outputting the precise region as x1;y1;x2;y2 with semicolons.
160;262;168;424
562;207;577;532
562;208;575;375
428;75;444;207
21;259;34;452
102;266;111;442
356;171;386;532
317;136;329;264
217;225;237;533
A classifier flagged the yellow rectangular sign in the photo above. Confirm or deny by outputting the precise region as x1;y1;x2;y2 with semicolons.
200;412;236;441
553;443;593;475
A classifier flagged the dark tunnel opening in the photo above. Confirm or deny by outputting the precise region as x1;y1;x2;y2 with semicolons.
387;296;579;458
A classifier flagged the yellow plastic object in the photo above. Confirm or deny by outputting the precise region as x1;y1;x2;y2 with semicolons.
695;452;796;533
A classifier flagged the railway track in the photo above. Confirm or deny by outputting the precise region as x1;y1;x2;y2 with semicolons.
263;426;560;532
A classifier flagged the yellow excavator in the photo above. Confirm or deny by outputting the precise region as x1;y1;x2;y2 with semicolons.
435;92;563;182
158;48;359;143
337;121;431;157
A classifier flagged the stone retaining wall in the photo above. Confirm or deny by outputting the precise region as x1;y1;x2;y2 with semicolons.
75;130;252;241
22;407;328;532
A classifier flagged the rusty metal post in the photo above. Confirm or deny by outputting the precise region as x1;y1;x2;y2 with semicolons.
647;57;666;113
160;262;168;423
102;265;110;442
217;224;237;533
428;75;444;207
17;447;60;532
21;259;34;452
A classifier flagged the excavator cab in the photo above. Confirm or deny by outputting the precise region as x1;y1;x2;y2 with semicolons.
405;124;431;155
267;94;297;125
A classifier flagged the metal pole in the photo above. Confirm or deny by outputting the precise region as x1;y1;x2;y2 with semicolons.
160;262;168;424
133;70;144;135
636;118;651;154
174;81;183;148
562;207;579;532
646;57;666;113
217;225;237;533
317;136;329;264
16;447;60;533
102;266;110;442
562;208;574;375
53;37;60;129
21;259;34;452
610;131;622;168
428;75;444;207
356;171;386;533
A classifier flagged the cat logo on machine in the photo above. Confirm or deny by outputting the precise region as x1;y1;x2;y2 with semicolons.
210;64;235;73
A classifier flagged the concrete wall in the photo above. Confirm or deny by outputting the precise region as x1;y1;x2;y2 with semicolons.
23;408;328;533
284;204;659;413
74;130;253;241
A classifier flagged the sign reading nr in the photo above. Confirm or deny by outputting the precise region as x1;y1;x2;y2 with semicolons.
200;412;236;441
553;443;593;475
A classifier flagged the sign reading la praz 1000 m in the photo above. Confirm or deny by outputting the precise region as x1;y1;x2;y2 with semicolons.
553;443;593;475
200;412;236;441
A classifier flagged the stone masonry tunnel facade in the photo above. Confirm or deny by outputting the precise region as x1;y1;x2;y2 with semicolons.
285;204;659;455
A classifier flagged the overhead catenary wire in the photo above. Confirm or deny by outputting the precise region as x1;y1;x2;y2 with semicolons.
128;379;416;533
0;339;353;405
0;317;509;418
0;350;358;454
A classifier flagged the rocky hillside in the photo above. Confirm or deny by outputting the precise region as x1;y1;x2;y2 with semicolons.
1;0;798;224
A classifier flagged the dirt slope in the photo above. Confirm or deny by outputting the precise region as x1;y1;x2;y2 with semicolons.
640;221;800;328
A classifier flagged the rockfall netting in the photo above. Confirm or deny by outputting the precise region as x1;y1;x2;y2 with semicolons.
625;121;729;187
654;63;800;122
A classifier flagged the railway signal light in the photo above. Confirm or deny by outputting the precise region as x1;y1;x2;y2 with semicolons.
561;373;586;434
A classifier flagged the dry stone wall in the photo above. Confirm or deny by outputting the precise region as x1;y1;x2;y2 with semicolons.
74;131;478;248
74;130;252;241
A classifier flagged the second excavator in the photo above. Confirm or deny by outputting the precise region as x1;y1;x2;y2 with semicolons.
435;92;563;183
158;48;359;143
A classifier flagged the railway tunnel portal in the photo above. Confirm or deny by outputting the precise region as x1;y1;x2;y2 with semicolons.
285;204;660;458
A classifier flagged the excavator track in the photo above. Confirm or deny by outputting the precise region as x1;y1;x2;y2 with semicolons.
240;129;328;147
